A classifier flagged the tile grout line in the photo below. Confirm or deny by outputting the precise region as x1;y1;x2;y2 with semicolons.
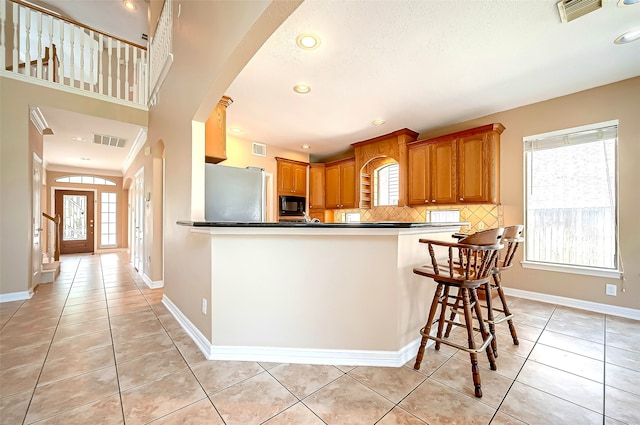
19;256;80;425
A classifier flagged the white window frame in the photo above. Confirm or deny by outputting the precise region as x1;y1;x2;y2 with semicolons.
522;120;622;279
100;191;117;247
374;163;399;207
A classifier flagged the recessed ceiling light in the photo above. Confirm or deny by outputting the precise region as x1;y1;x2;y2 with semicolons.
372;119;386;126
293;84;311;94
614;28;640;44
301;144;311;149
230;127;241;133
123;0;136;11
296;34;320;50
81;157;91;161
618;0;640;6
71;137;87;142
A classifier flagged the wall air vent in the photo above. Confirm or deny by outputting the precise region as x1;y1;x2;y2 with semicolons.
252;142;267;157
93;133;127;148
557;0;602;23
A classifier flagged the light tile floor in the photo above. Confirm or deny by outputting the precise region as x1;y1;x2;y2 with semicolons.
1;253;639;424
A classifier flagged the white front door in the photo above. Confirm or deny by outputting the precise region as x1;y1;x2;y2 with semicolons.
32;153;43;287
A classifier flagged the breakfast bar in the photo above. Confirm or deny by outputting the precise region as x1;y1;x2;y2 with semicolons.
172;221;465;366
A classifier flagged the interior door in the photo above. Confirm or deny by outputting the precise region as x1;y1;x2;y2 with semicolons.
55;190;95;254
133;168;144;272
32;153;43;284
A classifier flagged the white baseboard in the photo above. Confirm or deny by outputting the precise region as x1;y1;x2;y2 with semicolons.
141;272;163;289
95;247;127;254
0;290;33;303
162;295;423;367
503;287;640;320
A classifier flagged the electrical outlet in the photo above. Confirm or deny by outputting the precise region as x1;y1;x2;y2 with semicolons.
201;298;207;315
606;283;617;296
478;222;485;230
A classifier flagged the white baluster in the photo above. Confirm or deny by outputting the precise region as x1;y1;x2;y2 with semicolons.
11;2;17;73
36;10;42;79
47;15;54;82
116;40;121;99
88;30;94;92
58;19;65;85
79;30;85;88
132;48;138;103
98;33;103;95
107;37;112;96
24;7;31;76
0;0;6;71
69;23;74;85
124;43;129;101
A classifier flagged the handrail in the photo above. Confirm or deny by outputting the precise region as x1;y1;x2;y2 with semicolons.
12;0;147;50
42;212;60;261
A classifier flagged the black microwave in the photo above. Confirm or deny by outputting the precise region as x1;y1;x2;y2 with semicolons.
279;195;305;216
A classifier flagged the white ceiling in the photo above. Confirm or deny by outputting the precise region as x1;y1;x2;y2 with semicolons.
37;0;640;171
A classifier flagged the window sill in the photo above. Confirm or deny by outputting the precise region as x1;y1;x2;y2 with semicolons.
521;261;622;279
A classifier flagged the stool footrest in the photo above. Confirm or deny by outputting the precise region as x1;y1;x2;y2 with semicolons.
420;327;494;354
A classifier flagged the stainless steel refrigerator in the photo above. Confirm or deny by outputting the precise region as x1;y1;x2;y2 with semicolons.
204;164;265;222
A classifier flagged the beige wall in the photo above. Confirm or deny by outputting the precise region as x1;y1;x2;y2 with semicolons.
122;138;165;283
415;77;640;310
0;76;147;295
149;0;302;341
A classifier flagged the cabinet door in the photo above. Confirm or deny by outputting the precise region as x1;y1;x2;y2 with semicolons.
340;160;357;208
430;140;457;204
309;210;325;222
309;165;325;209
325;165;341;209
204;102;227;163
292;164;307;196
408;145;429;205
458;134;488;202
277;161;294;194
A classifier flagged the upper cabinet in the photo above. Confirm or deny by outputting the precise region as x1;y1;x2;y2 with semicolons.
325;158;356;209
276;157;308;196
205;96;233;164
408;139;456;205
407;123;504;205
309;163;325;210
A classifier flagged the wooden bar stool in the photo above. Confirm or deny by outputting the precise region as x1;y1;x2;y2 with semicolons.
444;225;524;357
413;230;503;398
486;225;524;346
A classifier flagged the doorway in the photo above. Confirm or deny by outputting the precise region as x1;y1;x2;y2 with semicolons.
32;153;43;284
55;190;95;254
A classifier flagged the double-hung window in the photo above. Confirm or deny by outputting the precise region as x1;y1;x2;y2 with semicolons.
374;163;399;206
523;120;620;277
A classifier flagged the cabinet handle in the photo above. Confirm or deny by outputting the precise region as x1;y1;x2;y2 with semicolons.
432;200;436;203
424;200;428;203
459;198;463;201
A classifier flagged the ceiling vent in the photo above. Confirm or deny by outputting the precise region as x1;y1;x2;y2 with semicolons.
557;0;602;23
93;133;127;148
252;142;267;157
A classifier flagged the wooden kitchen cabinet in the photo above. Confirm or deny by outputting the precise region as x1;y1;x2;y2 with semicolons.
325;158;356;209
276;158;308;196
309;163;325;210
457;126;502;203
205;96;233;164
407;123;503;205
407;139;456;205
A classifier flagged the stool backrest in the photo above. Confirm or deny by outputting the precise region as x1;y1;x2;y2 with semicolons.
499;225;524;269
459;227;504;245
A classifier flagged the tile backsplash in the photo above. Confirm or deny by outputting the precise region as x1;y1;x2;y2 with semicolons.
333;204;503;233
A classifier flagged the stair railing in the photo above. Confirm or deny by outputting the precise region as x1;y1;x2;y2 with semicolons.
1;0;148;106
42;212;60;261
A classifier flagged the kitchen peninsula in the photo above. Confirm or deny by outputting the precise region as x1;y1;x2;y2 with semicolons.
172;221;466;366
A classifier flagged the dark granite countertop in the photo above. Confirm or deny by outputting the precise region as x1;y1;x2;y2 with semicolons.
177;220;468;229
